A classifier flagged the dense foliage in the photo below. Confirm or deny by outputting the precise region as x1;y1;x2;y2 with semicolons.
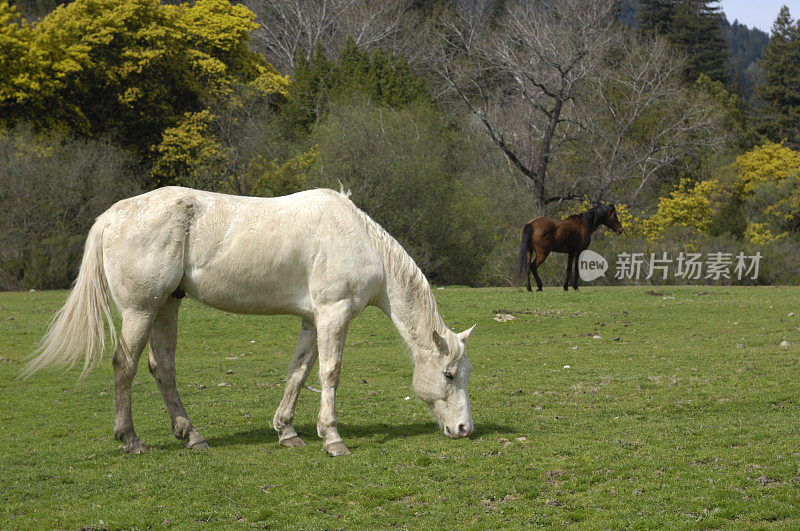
0;0;279;151
1;0;799;289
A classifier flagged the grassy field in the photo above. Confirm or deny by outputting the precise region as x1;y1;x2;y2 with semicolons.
2;286;800;528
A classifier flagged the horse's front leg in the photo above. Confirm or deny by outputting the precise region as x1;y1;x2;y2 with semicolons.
314;302;352;456
572;253;581;291
564;252;575;291
273;319;318;448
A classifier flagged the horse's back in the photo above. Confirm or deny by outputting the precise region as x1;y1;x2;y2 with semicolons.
98;187;385;318
525;215;588;253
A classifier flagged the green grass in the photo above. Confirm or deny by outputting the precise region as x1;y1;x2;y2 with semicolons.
2;286;800;528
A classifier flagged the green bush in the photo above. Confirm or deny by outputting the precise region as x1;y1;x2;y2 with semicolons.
0;126;142;290
312;100;495;285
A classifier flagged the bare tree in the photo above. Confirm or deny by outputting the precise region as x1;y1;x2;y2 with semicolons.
430;0;619;209
570;36;733;205
244;0;418;73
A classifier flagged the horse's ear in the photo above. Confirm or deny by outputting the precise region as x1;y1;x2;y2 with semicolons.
432;330;449;354
457;325;476;344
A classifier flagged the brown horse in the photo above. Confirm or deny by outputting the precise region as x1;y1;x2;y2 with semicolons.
515;204;623;292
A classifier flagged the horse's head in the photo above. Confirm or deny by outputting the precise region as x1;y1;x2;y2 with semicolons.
602;204;624;235
413;326;475;438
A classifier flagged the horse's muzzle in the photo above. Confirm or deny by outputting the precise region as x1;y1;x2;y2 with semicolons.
444;423;473;439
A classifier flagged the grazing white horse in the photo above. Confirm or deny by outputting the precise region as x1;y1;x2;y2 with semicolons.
23;187;474;456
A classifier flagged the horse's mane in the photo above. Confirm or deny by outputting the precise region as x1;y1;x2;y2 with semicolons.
337;191;448;344
580;204;612;232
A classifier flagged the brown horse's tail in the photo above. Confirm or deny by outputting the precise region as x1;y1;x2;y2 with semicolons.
515;223;534;283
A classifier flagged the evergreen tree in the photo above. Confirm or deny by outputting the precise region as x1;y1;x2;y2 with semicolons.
639;0;675;35
638;0;729;83
676;0;728;82
724;19;769;104
757;6;800;147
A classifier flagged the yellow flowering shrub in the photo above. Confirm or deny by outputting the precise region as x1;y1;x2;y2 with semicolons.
735;141;800;228
150;110;225;188
0;0;275;149
643;179;722;241
613;203;648;238
743;222;785;246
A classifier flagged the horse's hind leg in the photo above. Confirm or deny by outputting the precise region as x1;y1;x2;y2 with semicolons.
113;310;155;453
532;250;548;292
148;297;208;450
273;319;318;448
525;249;533;291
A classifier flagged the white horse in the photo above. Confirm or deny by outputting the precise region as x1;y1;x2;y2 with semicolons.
23;186;474;456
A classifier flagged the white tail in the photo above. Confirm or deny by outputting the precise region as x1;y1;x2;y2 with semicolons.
20;217;117;380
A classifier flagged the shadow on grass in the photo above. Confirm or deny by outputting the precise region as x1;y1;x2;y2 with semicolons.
205;421;512;448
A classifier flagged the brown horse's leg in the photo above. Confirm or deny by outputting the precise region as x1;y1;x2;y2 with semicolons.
572;253;581;291
532;250;548;291
525;249;533;291
564;252;575;291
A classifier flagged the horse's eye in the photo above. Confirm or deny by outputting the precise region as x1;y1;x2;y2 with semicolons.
444;371;454;381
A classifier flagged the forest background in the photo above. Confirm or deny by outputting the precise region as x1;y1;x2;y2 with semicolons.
2;0;800;290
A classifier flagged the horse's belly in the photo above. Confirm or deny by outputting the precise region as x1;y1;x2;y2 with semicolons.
181;245;382;319
180;260;313;317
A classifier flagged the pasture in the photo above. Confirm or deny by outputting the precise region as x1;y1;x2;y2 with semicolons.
2;286;800;527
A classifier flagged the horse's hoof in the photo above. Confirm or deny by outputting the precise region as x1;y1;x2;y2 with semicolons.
536;288;543;292
124;440;148;454
280;436;306;449
187;438;210;451
323;441;351;457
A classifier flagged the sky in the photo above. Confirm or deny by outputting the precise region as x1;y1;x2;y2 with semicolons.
720;0;800;34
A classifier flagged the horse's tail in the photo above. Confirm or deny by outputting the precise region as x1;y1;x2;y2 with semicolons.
514;223;534;283
20;217;117;380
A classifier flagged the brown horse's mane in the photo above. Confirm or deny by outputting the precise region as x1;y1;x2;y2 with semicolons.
578;204;613;233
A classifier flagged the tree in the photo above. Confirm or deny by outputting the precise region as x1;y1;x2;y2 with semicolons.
643;178;723;240
431;0;619;209
243;0;420;73
0;0;280;153
638;0;729;83
285;37;431;132
570;38;732;204
757;6;800;147
638;0;674;35
8;0;69;20
724;19;770;104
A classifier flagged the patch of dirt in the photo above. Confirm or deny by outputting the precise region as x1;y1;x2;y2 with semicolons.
755;474;780;487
